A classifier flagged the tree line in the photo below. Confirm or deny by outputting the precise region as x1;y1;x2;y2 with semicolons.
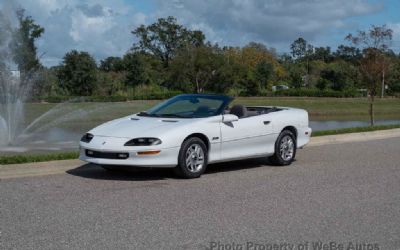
4;11;400;103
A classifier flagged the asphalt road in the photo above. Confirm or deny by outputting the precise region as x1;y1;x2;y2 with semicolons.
1;138;400;250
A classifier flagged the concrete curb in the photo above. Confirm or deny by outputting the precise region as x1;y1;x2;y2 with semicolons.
0;159;82;179
308;128;400;147
1;128;400;179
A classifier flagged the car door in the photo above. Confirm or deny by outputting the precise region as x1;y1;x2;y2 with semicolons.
220;114;275;160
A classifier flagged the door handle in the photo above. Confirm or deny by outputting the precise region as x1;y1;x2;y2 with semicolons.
263;121;271;125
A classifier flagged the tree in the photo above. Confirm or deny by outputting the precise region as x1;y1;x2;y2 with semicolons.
57;50;97;96
11;8;44;74
0;11;13;71
288;66;304;88
290;38;313;86
290;38;313;60
168;44;221;93
254;60;274;89
346;25;393;125
319;61;356;91
290;38;306;59
312;47;333;62
5;8;45;98
190;45;219;93
132;16;205;68
386;59;400;94
241;42;277;68
334;45;362;63
99;57;124;72
123;52;148;87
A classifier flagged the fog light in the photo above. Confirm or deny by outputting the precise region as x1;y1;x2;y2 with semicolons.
87;150;94;155
118;153;129;159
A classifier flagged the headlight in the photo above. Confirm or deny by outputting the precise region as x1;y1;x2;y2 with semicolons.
124;137;162;146
80;133;94;143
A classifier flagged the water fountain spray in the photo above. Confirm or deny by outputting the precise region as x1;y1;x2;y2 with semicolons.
0;2;37;146
0;3;146;152
0;7;20;145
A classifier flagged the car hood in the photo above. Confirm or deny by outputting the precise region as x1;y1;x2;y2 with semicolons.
89;115;194;139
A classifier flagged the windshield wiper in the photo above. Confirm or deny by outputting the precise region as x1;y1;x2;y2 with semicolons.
159;113;189;118
137;111;160;117
138;111;189;118
137;111;149;116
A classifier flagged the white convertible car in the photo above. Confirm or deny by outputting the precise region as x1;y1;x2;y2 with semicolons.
80;94;311;178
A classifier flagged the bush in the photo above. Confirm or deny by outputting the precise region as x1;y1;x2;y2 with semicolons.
43;95;74;103
40;84;183;103
226;87;244;97
272;88;362;98
128;84;182;99
0;151;79;165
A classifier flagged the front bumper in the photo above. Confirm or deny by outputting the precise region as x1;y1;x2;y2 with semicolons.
79;145;180;168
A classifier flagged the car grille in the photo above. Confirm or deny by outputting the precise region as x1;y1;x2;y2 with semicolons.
85;149;129;160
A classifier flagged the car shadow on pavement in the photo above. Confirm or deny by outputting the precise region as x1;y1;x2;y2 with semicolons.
66;158;284;181
66;164;174;181
205;157;281;175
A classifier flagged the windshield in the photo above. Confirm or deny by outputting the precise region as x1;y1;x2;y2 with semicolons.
138;94;233;118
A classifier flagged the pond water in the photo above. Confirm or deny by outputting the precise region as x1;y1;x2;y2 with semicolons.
0;119;399;155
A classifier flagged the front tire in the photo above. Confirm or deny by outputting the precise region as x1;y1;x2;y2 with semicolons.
269;130;296;166
174;137;208;178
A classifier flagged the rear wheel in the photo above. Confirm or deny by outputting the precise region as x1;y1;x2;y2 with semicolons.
269;130;296;166
174;137;208;178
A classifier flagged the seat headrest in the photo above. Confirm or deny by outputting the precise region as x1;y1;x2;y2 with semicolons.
230;104;247;118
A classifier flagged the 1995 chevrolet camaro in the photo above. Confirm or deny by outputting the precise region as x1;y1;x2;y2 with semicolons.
79;94;311;178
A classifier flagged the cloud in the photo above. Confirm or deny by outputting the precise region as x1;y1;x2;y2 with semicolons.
1;0;385;66
76;3;109;18
388;22;400;50
155;0;383;49
6;0;147;66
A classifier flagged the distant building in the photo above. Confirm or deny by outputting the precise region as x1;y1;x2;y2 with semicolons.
272;85;289;92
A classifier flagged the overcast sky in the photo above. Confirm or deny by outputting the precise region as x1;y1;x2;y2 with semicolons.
1;0;400;66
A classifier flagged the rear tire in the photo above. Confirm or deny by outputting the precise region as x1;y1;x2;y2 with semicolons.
174;137;208;178
269;130;296;166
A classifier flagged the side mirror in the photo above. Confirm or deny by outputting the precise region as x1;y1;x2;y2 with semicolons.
223;114;239;123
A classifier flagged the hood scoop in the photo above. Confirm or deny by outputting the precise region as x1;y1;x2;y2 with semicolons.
130;117;140;121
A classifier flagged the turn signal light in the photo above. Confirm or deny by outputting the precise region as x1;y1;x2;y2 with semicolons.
137;150;161;156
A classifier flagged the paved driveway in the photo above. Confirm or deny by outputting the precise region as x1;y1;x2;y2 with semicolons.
1;138;400;249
